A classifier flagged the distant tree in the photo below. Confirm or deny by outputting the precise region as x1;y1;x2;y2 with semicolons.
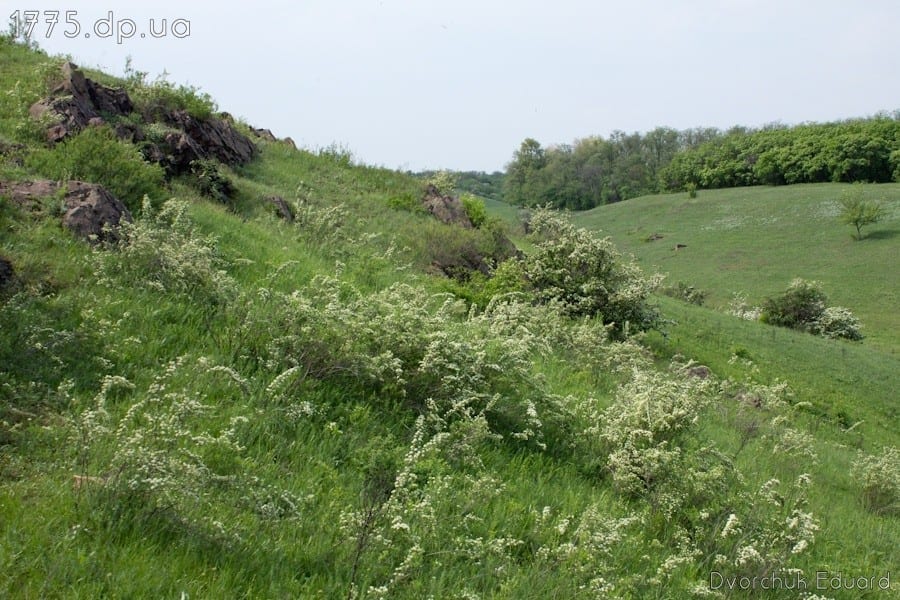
839;185;886;240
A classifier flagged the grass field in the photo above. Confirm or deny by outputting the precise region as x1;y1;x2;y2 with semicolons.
571;184;900;353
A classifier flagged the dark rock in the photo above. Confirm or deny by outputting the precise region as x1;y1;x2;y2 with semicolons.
0;256;13;288
250;127;277;142
164;109;256;167
282;137;297;149
646;233;664;242
61;182;133;242
30;62;134;143
0;180;131;243
686;365;712;379
422;184;473;229
266;195;294;222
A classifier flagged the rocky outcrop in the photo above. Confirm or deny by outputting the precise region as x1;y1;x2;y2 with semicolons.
422;184;473;229
163;109;256;169
30;62;257;174
0;180;132;243
29;62;134;143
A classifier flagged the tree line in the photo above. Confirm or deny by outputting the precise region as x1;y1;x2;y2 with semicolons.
502;113;900;210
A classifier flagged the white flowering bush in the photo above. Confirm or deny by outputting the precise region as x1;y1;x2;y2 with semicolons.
261;275;560;446
854;446;899;515
72;359;284;540
599;365;714;499
727;292;762;321
522;209;663;335
95;198;236;306
811;305;863;341
712;475;819;581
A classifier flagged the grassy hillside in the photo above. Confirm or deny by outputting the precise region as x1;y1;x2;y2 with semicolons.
2;39;898;599
572;184;900;353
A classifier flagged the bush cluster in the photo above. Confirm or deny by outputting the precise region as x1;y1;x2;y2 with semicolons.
761;279;862;340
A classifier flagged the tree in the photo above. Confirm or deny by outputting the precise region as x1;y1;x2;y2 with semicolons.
839;185;885;240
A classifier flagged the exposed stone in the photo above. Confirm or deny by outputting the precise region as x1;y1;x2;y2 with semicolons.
686;365;712;379
282;137;297;150
164;109;256;167
0;180;132;243
266;195;294;222
250;127;277;142
29;61;134;143
422;184;473;229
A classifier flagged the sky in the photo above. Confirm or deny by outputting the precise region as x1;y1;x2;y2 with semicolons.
20;0;900;172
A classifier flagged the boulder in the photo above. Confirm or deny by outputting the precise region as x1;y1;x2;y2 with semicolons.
250;127;277;142
422;184;473;229
0;180;132;243
30;62;134;143
164;109;256;167
266;195;294;222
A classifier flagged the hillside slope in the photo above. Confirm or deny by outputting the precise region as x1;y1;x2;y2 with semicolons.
2;39;898;598
573;183;900;352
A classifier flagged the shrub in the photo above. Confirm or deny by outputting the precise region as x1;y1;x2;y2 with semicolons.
460;193;487;228
854;447;899;515
26;125;165;210
760;279;827;331
189;158;236;205
812;306;863;341
426;170;457;196
522;208;663;335
95;198;235;306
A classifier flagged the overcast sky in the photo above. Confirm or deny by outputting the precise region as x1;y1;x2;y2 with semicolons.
25;0;900;172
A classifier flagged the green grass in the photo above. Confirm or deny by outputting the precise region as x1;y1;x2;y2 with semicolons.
572;183;900;352
2;38;899;599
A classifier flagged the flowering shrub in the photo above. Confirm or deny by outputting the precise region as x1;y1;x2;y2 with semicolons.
75;361;247;529
261;276;557;446
811;306;863;341
854;446;899;515
522;209;662;335
760;279;863;340
95;198;236;306
599;365;713;499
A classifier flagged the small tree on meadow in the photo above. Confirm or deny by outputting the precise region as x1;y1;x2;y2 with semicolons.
839;186;885;240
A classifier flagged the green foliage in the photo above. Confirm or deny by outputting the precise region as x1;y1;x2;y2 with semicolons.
125;63;217;121
189;158;236;205
522;209;662;335
459;193;487;228
95;198;235;306
854;446;899;515
838;185;886;239
425;170;456;196
760;279;863;341
760;279;828;330
25;126;165;210
661;117;900;192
